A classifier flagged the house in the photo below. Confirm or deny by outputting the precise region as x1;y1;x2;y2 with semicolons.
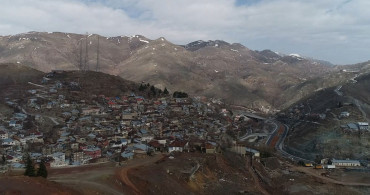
82;107;101;115
122;112;138;120
168;140;188;153
6;154;23;163
84;147;101;159
72;151;85;165
0;131;8;140
2;138;16;146
121;151;134;160
9;120;17;127
111;140;126;148
148;140;163;151
141;135;154;142
133;143;149;154
48;152;67;167
358;122;369;130
340;112;350;118
332;159;361;167
205;142;217;154
347;123;359;131
71;142;79;150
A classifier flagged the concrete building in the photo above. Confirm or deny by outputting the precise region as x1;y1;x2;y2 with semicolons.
332;159;361;167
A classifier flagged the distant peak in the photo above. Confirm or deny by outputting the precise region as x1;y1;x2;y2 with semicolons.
289;53;302;58
183;40;231;51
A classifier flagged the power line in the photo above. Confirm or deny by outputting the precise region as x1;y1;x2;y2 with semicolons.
79;39;83;70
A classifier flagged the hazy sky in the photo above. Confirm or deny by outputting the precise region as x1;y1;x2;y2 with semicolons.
1;0;369;64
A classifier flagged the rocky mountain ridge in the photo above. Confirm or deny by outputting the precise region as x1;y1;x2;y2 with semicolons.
0;31;356;112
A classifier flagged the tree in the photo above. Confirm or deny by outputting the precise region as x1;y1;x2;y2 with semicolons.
163;88;169;95
139;84;145;91
150;86;156;96
298;160;305;166
2;155;5;165
173;91;188;98
24;154;36;177
37;161;48;178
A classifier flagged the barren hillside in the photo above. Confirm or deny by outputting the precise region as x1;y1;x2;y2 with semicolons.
0;32;340;111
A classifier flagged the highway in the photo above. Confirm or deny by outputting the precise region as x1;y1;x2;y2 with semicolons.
266;121;314;163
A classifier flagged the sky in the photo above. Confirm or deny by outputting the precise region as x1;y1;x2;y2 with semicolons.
1;0;369;65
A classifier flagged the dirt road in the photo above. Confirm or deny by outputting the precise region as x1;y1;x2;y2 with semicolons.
290;165;370;187
246;158;270;195
49;162;122;195
117;154;165;195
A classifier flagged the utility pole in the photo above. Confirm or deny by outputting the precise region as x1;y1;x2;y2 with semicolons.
84;32;89;71
96;35;100;72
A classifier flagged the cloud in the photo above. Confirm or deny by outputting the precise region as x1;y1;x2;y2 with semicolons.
0;0;369;64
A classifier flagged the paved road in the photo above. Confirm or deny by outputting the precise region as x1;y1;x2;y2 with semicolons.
265;121;278;145
267;121;314;163
28;82;45;88
290;165;370;187
239;133;268;141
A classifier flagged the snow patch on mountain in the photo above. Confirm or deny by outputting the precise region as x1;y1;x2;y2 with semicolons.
139;39;149;43
289;54;301;58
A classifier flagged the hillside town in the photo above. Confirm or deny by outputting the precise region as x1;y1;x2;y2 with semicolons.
0;71;264;170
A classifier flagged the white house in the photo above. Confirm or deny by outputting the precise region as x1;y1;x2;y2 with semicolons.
340;112;350;118
168;140;188;153
358;122;369;130
48;152;67;167
141;135;154;142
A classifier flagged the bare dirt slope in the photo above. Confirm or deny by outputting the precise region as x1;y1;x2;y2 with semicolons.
0;176;79;195
48;162;122;195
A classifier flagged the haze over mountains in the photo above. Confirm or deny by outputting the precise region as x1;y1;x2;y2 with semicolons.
1;31;369;112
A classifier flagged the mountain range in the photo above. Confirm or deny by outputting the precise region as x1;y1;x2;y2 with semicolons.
1;31;369;112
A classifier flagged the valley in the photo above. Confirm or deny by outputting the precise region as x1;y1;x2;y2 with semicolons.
0;32;369;195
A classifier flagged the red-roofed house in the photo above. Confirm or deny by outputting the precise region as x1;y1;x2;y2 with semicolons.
168;140;188;153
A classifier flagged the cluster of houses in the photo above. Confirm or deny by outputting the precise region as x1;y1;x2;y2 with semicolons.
0;71;257;169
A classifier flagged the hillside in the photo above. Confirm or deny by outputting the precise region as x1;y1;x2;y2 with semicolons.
0;63;44;86
279;71;370;161
0;32;340;111
0;63;163;104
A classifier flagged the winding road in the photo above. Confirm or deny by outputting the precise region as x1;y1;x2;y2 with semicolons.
266;121;314;163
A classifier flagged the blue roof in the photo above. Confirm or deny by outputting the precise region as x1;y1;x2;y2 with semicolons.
140;129;148;134
134;143;148;151
11;162;25;168
245;147;259;154
2;138;13;142
121;152;134;158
